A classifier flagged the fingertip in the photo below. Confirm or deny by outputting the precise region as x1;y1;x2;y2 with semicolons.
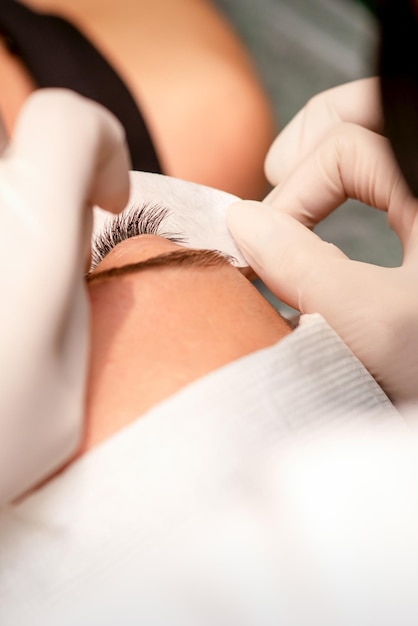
226;199;270;244
226;200;279;275
92;146;131;214
264;137;281;185
226;198;263;222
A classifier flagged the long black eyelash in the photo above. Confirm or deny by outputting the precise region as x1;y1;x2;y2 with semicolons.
90;202;186;270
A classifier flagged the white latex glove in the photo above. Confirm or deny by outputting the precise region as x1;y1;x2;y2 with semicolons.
227;78;418;404
0;89;130;505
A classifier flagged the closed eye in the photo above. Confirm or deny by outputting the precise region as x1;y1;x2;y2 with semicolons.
90;202;187;270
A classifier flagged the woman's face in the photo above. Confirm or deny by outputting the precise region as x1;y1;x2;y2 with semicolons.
81;233;292;454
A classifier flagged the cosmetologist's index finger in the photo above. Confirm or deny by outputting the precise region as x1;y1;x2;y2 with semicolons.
265;77;383;186
12;89;131;215
263;124;407;232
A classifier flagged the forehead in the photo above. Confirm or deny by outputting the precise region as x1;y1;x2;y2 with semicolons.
92;172;249;269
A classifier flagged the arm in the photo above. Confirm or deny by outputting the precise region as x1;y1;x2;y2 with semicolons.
1;0;276;198
0;89;130;505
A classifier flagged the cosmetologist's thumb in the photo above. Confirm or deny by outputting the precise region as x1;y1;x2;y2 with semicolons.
227;200;349;313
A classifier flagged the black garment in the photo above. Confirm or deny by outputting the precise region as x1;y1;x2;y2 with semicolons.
0;0;163;173
379;0;418;196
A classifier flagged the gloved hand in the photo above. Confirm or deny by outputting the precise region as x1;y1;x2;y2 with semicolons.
0;89;130;505
227;78;418;404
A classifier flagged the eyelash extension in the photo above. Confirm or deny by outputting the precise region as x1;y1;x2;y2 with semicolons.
90;202;187;270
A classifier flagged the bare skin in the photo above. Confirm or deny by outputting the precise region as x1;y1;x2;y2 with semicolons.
0;0;277;198
81;235;292;454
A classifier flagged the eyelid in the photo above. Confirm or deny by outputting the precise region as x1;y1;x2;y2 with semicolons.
91;172;249;271
90;201;186;270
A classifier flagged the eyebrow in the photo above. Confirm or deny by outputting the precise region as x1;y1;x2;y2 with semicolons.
86;248;233;284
